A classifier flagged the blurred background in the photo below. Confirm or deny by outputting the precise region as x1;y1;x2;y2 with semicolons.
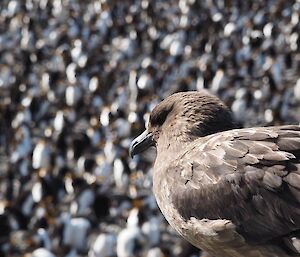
1;0;300;256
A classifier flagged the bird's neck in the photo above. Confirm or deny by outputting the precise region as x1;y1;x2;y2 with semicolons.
155;133;192;167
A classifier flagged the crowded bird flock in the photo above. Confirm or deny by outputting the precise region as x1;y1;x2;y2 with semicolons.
0;0;300;257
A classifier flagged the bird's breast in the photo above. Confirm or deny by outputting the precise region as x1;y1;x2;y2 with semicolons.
152;168;293;257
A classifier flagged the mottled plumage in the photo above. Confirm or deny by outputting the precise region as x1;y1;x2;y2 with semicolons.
130;91;300;257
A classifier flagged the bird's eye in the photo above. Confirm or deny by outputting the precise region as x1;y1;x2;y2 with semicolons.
150;104;173;126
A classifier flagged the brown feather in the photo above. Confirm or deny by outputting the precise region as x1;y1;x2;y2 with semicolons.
133;91;300;256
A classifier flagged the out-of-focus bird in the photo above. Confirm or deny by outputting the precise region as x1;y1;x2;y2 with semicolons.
88;233;116;257
116;208;144;257
32;140;50;170
141;215;161;247
31;248;56;257
62;214;91;251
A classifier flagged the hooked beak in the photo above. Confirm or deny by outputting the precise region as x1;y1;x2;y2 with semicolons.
129;130;155;158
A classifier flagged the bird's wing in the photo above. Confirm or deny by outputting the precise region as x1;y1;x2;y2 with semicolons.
169;125;300;246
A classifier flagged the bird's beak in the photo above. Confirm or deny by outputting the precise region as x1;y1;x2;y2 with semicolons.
129;130;155;158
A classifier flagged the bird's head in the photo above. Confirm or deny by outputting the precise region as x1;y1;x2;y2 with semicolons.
130;91;236;158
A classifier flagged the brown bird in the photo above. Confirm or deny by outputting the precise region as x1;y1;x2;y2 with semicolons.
129;91;300;257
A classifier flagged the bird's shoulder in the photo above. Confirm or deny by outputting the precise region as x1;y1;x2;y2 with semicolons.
171;124;300;187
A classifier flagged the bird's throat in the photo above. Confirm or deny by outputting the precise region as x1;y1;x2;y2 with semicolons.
155;136;191;169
